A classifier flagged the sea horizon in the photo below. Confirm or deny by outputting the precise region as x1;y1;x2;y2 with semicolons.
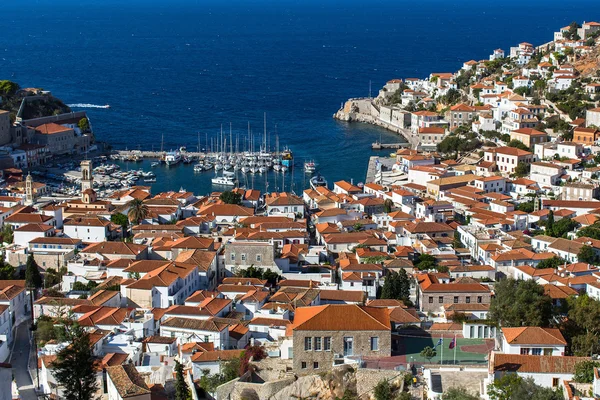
1;0;598;194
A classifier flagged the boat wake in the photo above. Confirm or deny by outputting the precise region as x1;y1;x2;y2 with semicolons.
68;103;110;109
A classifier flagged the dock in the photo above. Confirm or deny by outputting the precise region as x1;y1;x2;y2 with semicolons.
371;142;408;150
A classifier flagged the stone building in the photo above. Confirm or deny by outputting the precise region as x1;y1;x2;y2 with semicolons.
224;241;280;275
416;273;492;313
290;304;391;372
0;110;11;146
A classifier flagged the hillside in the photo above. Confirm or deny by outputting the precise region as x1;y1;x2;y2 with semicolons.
0;80;71;122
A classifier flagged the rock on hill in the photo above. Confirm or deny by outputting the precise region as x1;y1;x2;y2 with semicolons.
574;46;600;78
0;81;71;121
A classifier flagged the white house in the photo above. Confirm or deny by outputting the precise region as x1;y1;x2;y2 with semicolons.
159;317;230;349
484;352;588;395
500;327;566;356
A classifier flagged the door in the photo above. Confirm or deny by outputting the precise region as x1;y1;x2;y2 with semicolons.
343;337;353;356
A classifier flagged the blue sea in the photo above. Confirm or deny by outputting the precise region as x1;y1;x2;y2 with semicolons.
0;0;597;194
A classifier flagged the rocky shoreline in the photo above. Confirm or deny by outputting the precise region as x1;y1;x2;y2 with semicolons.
333;98;414;147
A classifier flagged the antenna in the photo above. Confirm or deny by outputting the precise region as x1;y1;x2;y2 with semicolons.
263;112;267;153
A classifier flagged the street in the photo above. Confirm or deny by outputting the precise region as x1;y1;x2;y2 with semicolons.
9;322;38;400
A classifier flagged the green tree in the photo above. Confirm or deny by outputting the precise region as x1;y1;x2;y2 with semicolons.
442;387;479;400
53;319;99;400
535;256;565;270
127;198;149;224
1;224;13;244
0;80;19;97
577;245;598;264
507;140;530;151
219;191;242;205
415;254;437;270
25;253;43;290
452;231;464;248
564;21;581;40
516;201;534;213
175;360;191;400
563;294;600;356
110;213;129;230
573;360;600;383
513;162;530;177
352;223;364;231
383;199;393;213
489;279;553;327
0;257;15;280
380;270;410;302
420;346;437;363
577;222;600;240
547;218;578;238
546;211;555;236
77;118;90;133
487;374;562;400
373;379;392;400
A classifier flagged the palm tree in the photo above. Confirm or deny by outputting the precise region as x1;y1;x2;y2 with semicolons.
127;199;149;224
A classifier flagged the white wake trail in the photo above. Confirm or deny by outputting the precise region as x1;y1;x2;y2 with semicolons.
68;103;110;109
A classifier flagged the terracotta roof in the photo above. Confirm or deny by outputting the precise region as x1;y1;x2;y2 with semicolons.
34;123;73;135
333;180;362;193
319;290;364;303
82;241;146;255
161;317;229;332
291;304;391;332
492;353;589;374
388;306;421;324
502;327;566;345
191;349;244;363
184;290;220;304
106;364;151;398
543;284;578;299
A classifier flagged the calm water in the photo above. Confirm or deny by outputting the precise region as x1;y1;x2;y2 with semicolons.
1;0;597;194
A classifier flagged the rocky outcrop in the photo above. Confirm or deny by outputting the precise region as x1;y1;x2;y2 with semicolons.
271;366;357;400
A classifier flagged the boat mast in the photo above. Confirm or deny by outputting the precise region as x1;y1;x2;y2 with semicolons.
161;133;164;153
263;112;267;153
229;122;233;155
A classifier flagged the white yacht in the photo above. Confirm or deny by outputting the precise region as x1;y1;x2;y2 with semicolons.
304;160;316;173
310;174;328;190
165;151;181;166
211;171;237;186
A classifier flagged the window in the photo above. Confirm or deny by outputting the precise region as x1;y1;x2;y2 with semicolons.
204;335;209;343
438;296;443;303
314;337;322;351
544;348;552;356
429;297;434;304
477;296;482;303
532;348;542;356
370;337;379;351
453;296;459;304
324;337;331;351
552;378;559;387
230;253;235;261
313;362;319;369
466;296;471;304
301;362;307;369
256;254;262;262
520;348;530;355
241;254;246;261
304;337;312;351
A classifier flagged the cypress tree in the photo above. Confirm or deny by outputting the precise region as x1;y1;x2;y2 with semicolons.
25;253;43;290
53;323;98;400
175;360;191;400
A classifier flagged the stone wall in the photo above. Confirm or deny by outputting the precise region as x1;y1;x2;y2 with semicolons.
292;329;391;372
420;291;492;313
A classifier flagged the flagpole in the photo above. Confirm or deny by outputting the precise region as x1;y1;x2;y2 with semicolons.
440;334;443;365
453;334;457;365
